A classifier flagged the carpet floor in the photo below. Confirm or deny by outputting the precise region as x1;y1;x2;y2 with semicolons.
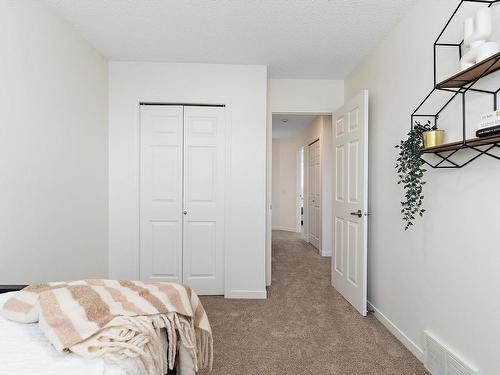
199;230;428;375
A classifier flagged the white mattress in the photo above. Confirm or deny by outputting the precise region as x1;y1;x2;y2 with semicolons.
0;291;137;375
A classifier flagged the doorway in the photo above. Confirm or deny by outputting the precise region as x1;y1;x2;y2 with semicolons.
271;114;332;254
267;89;369;317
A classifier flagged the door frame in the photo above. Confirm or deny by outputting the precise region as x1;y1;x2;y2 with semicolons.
268;112;333;285
138;101;232;297
296;146;305;236
300;140;312;244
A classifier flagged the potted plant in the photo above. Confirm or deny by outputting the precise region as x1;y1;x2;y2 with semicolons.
419;120;445;149
395;120;439;230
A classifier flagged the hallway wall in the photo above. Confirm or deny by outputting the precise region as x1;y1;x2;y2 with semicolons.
345;1;500;373
272;137;299;232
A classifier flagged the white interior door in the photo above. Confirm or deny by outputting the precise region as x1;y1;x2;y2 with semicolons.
308;140;321;250
183;106;225;295
140;105;183;283
332;90;369;316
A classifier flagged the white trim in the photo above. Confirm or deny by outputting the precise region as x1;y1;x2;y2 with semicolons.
272;226;298;232
367;301;424;362
227;289;267;299
321;251;332;257
223;101;233;299
266;86;272;287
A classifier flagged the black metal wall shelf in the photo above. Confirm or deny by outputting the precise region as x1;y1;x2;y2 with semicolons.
411;0;500;168
436;51;500;89
421;134;500;168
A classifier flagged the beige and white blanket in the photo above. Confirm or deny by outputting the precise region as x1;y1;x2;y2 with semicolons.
0;280;213;375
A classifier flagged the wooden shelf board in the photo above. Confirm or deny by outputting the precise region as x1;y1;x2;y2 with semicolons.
422;134;500;153
436;51;500;89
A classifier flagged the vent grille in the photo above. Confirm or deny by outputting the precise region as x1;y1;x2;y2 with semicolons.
423;331;478;375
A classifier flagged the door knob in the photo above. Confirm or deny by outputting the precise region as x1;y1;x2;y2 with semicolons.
350;210;363;218
183;210;187;215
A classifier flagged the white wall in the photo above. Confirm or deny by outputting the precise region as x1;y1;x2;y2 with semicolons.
0;1;108;284
267;79;343;283
272;136;300;232
345;1;500;373
269;79;344;113
109;62;268;299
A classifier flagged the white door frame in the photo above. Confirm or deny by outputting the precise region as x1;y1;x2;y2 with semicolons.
268;112;333;285
303;144;310;242
295;147;303;235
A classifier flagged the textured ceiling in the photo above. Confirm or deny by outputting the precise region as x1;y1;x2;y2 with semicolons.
272;115;317;139
45;0;417;79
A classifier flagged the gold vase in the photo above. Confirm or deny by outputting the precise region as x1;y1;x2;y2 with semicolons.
422;130;445;148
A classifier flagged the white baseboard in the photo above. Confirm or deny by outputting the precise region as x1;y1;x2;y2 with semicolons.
321;251;332;257
226;289;267;299
272;226;297;232
367;301;424;362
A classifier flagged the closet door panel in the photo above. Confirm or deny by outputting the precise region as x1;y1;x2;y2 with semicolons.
184;222;216;276
140;106;183;283
183;107;225;295
308;141;321;250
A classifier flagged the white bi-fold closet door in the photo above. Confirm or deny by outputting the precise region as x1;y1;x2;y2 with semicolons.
140;105;225;295
308;139;321;250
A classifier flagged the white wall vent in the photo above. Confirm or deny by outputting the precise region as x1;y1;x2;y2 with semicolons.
424;331;478;375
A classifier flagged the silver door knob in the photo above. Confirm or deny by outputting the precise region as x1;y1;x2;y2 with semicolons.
183;210;187;215
350;210;363;218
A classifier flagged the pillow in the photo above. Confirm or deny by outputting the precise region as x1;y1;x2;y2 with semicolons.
0;283;66;323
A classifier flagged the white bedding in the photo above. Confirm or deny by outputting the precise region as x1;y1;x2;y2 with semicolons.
0;291;138;375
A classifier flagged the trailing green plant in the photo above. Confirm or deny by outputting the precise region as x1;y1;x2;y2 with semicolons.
395;120;436;230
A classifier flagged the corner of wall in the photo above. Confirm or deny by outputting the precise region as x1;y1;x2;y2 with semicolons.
367;301;424;362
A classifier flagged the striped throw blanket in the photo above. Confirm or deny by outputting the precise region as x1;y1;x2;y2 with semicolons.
0;280;213;375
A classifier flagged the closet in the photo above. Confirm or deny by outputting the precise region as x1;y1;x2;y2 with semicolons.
140;105;226;295
308;139;321;250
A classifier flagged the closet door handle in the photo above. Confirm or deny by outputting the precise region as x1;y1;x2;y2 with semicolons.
183;210;188;215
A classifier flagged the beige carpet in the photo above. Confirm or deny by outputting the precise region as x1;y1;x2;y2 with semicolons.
199;230;428;375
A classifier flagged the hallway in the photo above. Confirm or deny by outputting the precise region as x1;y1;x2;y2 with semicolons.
200;231;427;374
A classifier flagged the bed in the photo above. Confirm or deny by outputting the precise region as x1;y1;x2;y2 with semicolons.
0;290;180;375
